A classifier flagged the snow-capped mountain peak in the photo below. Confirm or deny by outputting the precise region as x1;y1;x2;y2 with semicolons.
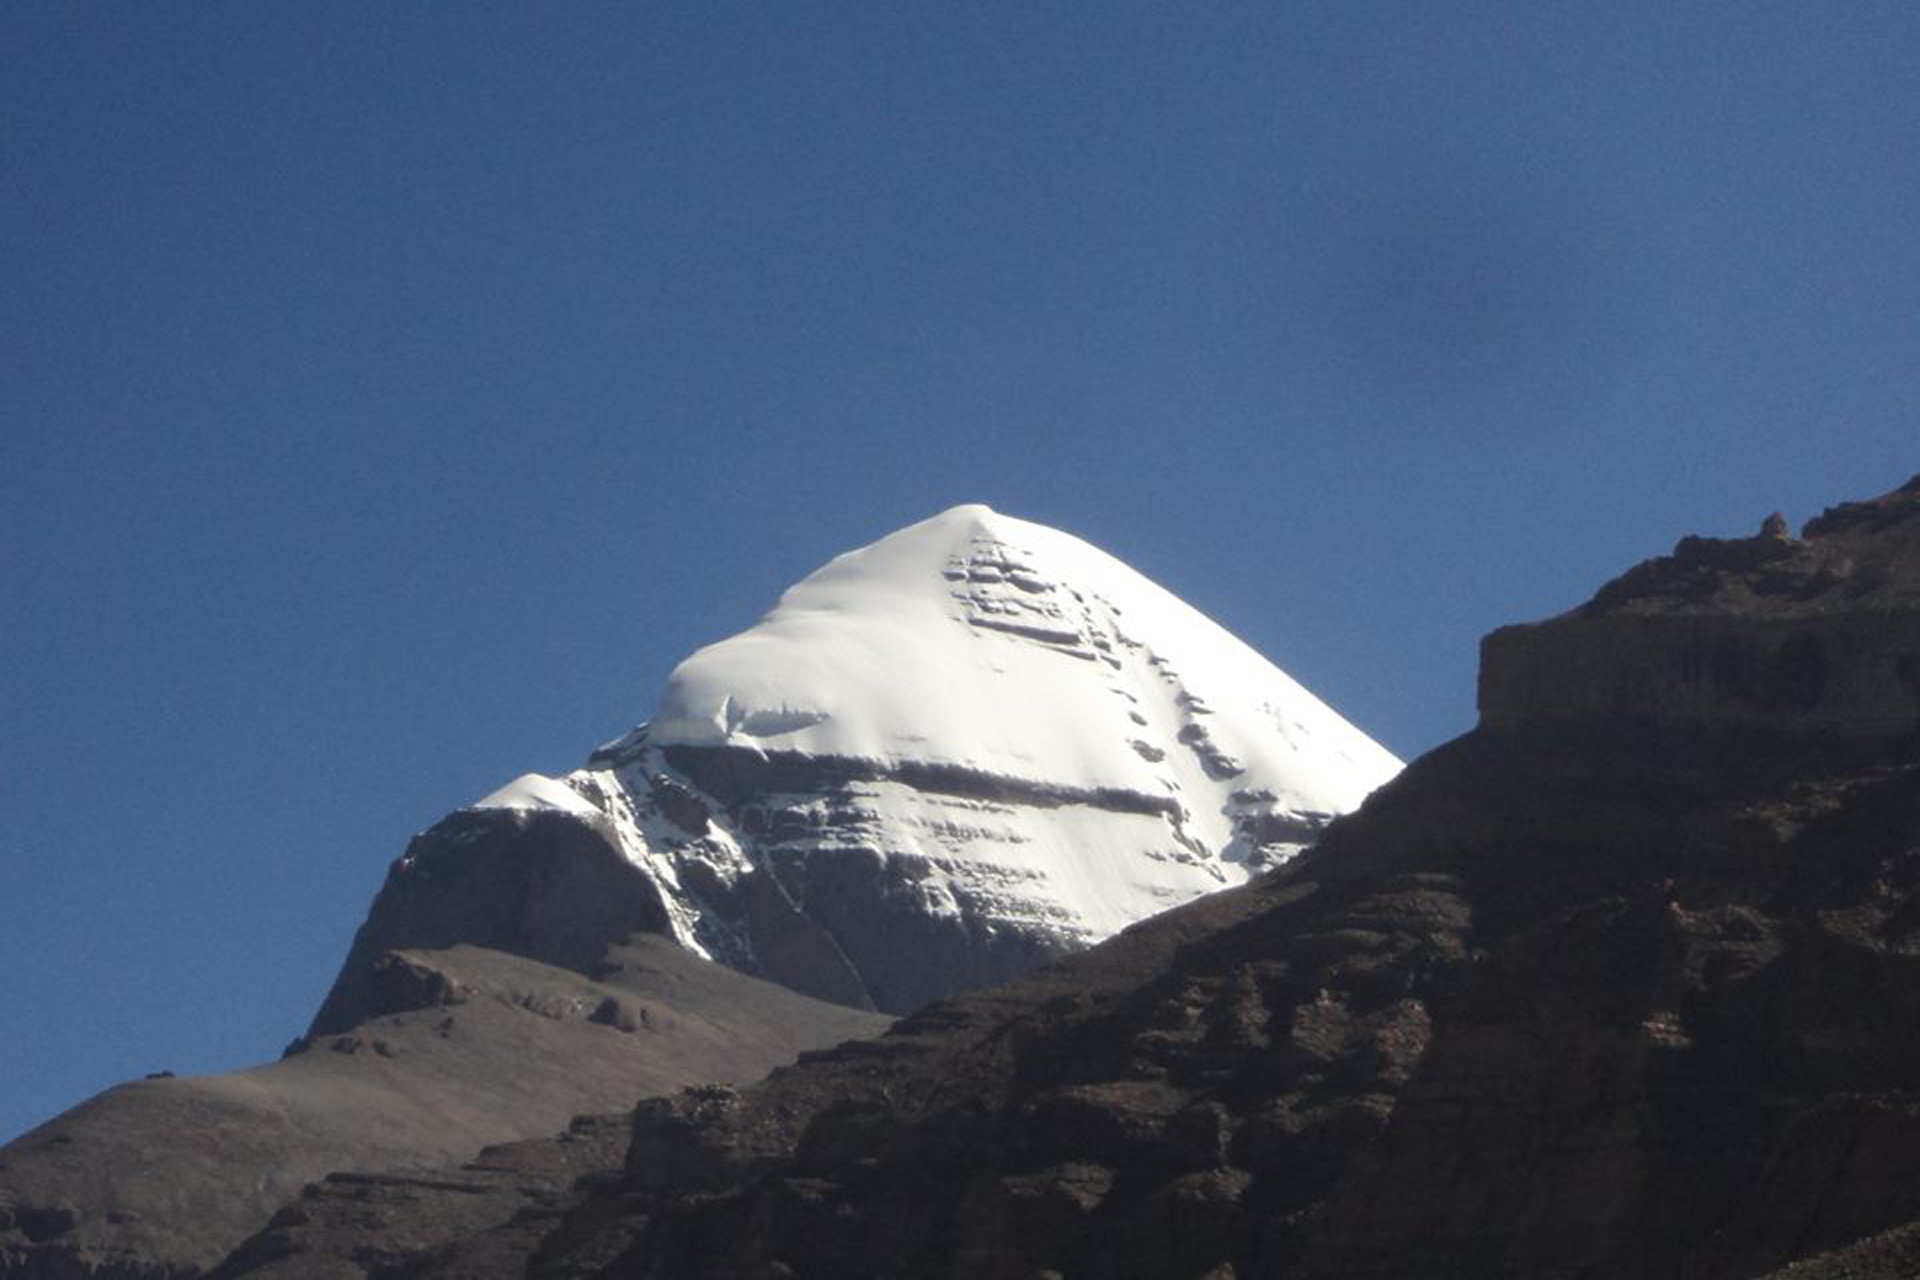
477;505;1402;1012
653;503;1391;826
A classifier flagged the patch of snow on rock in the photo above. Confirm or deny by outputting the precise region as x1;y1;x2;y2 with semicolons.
470;772;601;818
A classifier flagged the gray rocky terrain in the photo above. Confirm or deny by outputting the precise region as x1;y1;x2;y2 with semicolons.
0;929;883;1279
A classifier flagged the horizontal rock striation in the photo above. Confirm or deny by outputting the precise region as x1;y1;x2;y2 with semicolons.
656;743;1185;821
413;505;1397;1018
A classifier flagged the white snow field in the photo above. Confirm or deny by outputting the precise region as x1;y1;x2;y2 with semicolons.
473;504;1401;1008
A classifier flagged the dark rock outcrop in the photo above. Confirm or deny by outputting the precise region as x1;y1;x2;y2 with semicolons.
202;1114;636;1280
309;808;675;1037
1480;475;1920;735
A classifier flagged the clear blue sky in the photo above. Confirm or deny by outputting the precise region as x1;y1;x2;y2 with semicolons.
4;2;1917;1142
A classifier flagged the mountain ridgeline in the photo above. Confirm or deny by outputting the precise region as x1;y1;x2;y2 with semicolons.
467;475;1920;1280
315;504;1401;1030
0;505;1397;1280
10;479;1920;1280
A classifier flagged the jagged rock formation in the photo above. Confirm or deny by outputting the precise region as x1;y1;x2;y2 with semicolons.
1481;475;1920;734
0;938;885;1280
318;504;1399;1023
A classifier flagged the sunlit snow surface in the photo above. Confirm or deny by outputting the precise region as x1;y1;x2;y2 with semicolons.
472;771;604;818
474;505;1402;985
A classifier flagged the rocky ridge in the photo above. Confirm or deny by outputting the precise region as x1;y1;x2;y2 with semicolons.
330;473;1920;1280
493;732;1920;1280
0;934;885;1280
1481;475;1920;734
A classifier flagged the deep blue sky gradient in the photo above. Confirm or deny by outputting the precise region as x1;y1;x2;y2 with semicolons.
5;3;1918;1141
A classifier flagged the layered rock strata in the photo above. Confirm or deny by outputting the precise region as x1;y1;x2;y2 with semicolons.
1481;476;1920;734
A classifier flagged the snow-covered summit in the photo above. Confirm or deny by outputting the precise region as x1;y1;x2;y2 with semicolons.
473;505;1402;1013
652;503;1394;834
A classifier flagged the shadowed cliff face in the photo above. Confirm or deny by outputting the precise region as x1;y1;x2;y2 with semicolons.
1481;475;1920;734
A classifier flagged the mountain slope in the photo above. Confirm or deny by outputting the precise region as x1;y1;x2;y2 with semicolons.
0;935;885;1280
473;475;1920;1280
4;504;1391;1280
316;503;1400;1025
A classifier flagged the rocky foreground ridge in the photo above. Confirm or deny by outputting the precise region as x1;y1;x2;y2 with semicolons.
181;472;1920;1280
1481;474;1920;734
